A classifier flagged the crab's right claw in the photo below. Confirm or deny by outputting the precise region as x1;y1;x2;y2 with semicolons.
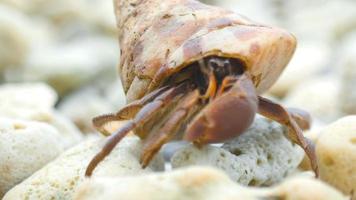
184;73;258;145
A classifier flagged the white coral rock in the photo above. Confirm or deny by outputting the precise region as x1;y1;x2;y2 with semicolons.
3;136;164;200
0;118;64;198
15;37;118;96
73;166;347;200
0;82;83;148
284;76;342;123
316;116;356;199
172;117;304;186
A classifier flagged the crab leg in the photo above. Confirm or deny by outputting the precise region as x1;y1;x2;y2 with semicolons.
140;90;201;168
92;86;170;135
257;96;318;177
85;83;187;177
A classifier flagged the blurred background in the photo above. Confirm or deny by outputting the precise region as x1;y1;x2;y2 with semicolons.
0;0;355;134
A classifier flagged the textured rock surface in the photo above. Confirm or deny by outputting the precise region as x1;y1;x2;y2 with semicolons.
172;117;304;186
0;83;57;121
316;116;356;199
3;136;164;200
74;167;347;200
284;76;342;123
0;83;83;148
0;118;64;198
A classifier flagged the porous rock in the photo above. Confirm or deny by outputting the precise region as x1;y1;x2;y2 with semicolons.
73;166;347;200
3;136;164;200
171;117;304;186
316;116;356;199
0;118;64;198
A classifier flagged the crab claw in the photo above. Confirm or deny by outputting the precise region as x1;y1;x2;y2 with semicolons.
184;74;258;145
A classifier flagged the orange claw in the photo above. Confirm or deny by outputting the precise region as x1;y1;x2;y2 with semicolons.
184;73;258;145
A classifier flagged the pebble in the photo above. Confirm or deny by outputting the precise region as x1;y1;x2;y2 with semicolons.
284;76;342;123
0;118;64;198
316;116;356;199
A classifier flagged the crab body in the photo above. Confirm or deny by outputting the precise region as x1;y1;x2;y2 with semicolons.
85;0;318;177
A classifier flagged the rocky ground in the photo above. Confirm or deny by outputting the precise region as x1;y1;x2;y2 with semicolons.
0;0;355;199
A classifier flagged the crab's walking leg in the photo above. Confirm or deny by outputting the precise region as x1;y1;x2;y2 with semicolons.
140;90;201;168
92;86;170;135
257;96;318;177
287;108;311;130
85;84;187;177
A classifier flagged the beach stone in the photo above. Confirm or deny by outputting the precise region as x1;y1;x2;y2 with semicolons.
0;118;64;198
17;37;118;96
269;42;330;97
268;175;348;200
316;116;356;199
0;82;83;148
284;76;342;123
287;0;356;43
3;136;164;200
73;166;347;200
0;5;32;71
0;83;57;121
58;81;126;133
172;117;304;186
338;32;356;114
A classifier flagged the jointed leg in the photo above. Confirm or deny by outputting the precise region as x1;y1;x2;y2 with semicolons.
257;96;318;177
85;83;187;177
92;86;170;135
140;90;201;168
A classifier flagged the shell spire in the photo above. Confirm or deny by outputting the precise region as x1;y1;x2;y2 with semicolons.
114;0;296;102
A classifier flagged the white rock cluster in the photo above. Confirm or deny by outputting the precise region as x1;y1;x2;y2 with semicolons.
3;136;164;200
172;117;304;186
73;167;348;200
0;83;83;197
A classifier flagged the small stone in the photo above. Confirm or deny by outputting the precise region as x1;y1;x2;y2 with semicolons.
171;117;304;186
0;118;64;198
284;76;342;123
3;136;164;200
269;175;348;200
316;116;356;199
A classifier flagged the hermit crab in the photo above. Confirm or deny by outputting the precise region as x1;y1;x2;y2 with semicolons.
85;0;318;176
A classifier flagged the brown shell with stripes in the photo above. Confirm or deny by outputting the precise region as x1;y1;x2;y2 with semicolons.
115;0;296;102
